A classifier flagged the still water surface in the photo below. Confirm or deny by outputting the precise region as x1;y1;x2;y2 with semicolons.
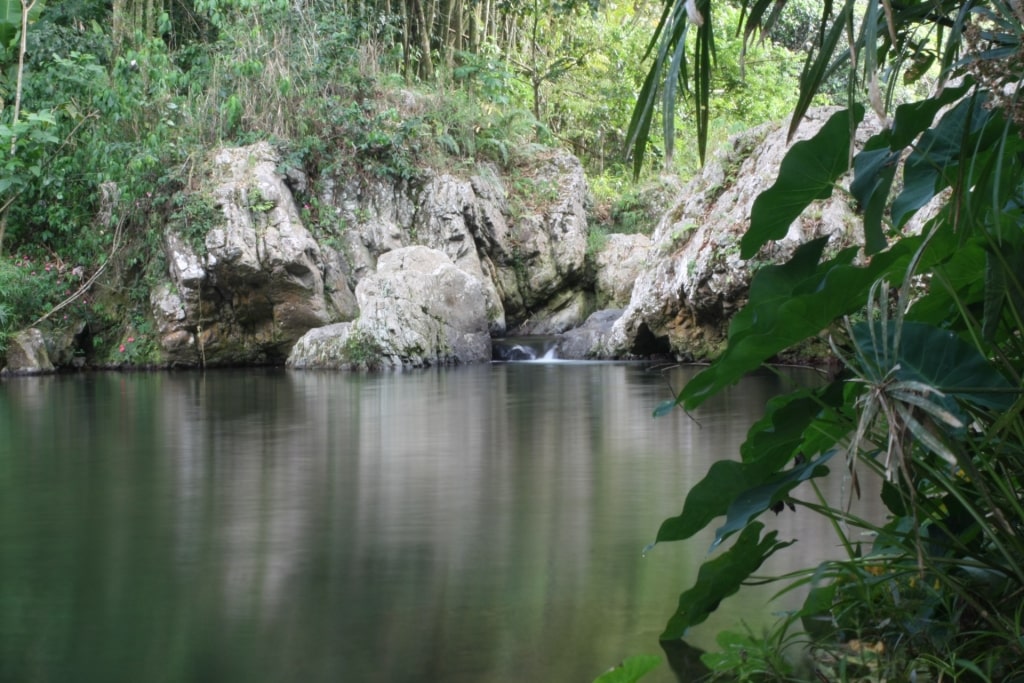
0;363;850;682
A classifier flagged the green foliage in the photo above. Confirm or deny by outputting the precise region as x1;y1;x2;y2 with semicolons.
619;2;1024;681
661;522;795;639
593;655;662;683
341;328;386;369
0;0;45;56
0;254;84;352
171;191;221;252
700;625;802;681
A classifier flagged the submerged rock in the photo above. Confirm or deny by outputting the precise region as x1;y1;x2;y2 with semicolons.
557;309;623;360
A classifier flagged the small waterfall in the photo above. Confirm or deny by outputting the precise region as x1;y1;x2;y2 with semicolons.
492;337;560;362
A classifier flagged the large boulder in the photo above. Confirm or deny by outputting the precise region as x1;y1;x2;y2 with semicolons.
2;328;54;374
287;246;490;369
155;142;348;366
324;149;591;336
324;171;506;332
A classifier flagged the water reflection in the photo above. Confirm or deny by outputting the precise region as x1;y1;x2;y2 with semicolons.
0;364;870;683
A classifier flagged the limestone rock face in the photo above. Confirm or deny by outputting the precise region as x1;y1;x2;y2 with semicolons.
329;171;507;333
126;139;603;370
602;108;879;360
487;150;591;334
41;108;890;371
287;246;490;369
327;150;591;336
2;328;54;374
557;309;623;360
156;142;346;366
593;233;651;309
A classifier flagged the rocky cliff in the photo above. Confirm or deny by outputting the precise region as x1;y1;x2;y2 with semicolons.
3;109;872;373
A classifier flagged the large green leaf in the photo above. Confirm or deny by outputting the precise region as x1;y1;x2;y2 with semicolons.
847;83;972;254
592;655;662;683
852;320;1017;411
983;237;1024;342
656;387;833;544
711;450;836;550
660;523;794;640
0;0;44;48
799;580;839;639
741;105;864;259
850;145;898;255
655;460;769;545
677;235;919;411
0;0;19;26
891;94;993;228
888;82;972;149
906;231;987;327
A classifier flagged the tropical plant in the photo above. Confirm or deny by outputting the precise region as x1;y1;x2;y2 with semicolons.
615;0;1024;679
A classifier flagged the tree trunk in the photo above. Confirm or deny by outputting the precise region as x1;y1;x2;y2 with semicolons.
401;0;412;82
414;0;434;79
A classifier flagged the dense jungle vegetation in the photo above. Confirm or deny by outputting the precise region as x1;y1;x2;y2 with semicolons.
3;0;1024;680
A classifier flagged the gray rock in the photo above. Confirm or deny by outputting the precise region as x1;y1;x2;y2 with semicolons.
2;328;55;374
158;142;335;366
557;309;623;360
326;151;591;336
605;108;881;360
593;233;651;309
287;246;490;369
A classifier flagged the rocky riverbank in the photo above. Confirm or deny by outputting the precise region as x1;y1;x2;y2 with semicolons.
3;108;872;374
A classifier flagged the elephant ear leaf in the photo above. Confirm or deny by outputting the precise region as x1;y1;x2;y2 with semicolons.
891;94;992;227
741;105;864;259
676;235;917;411
850;144;898;255
711;450;836;551
660;522;794;640
853;320;1016;412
